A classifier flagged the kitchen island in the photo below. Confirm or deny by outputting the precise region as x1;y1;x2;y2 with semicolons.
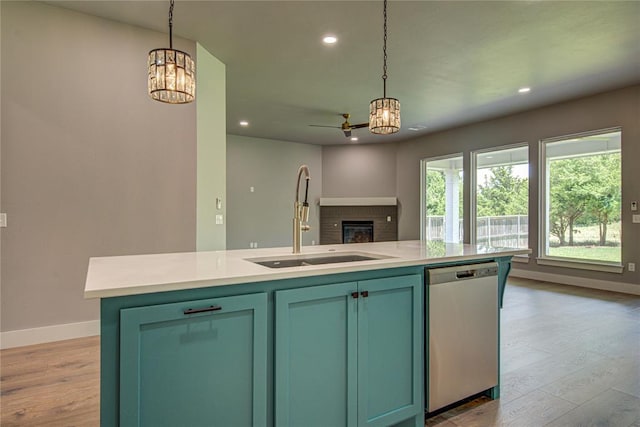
85;240;528;427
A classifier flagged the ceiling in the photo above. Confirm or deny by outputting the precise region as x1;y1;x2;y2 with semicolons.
50;1;640;145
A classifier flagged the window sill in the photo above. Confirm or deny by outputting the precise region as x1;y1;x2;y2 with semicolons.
512;254;530;264
536;257;624;274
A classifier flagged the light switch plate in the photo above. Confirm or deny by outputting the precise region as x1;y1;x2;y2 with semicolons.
0;213;6;227
632;201;638;211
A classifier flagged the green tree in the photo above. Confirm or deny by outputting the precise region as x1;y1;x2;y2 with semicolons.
548;153;620;247
584;153;621;245
476;166;528;217
425;170;445;216
549;158;592;246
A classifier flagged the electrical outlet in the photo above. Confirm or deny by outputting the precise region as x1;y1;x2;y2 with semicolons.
629;263;636;272
633;214;640;224
0;213;6;228
215;214;224;225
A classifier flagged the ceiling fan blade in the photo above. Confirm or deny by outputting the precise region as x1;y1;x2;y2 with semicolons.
309;124;341;129
350;123;369;129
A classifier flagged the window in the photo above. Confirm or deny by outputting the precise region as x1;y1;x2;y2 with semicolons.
539;128;622;268
421;155;464;243
472;145;529;249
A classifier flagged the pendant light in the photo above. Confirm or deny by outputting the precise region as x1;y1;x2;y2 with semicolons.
369;0;400;134
148;0;195;104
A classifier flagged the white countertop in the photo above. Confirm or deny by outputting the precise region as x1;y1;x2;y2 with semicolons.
84;240;530;298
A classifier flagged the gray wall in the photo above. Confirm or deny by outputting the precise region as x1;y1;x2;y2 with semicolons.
322;144;397;197
1;2;197;332
227;135;322;250
396;85;639;286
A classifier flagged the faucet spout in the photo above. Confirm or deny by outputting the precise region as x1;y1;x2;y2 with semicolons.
293;165;311;254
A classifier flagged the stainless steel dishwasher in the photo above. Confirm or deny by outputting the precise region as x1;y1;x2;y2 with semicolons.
426;262;499;413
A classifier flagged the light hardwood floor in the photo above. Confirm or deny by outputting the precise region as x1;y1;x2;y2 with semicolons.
1;278;639;426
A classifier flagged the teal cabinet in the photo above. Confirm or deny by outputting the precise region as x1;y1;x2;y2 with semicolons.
119;292;268;427
275;274;423;427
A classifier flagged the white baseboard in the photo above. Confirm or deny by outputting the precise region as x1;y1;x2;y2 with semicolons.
0;319;100;350
510;267;640;296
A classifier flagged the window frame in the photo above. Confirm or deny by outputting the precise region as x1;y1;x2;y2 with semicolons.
470;142;530;251
537;127;623;273
420;153;464;242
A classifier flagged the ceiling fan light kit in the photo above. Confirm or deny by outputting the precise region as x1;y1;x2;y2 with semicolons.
148;0;195;104
369;0;400;135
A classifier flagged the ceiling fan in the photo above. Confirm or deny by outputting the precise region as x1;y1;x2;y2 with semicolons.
309;113;368;138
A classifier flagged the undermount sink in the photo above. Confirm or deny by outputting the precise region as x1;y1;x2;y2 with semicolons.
246;251;393;269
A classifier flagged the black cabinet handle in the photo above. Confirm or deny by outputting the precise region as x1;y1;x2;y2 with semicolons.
183;305;222;315
361;291;369;298
351;292;359;299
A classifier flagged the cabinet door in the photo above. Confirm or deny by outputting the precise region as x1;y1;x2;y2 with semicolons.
120;293;267;427
358;274;423;427
275;282;358;427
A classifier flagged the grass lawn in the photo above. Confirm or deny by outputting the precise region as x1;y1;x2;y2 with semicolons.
548;246;621;263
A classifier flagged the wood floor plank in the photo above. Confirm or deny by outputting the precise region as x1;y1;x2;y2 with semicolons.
545;389;640;427
1;336;100;426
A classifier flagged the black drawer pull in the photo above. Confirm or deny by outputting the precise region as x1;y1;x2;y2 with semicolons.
183;305;222;315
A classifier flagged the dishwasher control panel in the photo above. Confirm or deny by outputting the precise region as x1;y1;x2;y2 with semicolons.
427;262;498;285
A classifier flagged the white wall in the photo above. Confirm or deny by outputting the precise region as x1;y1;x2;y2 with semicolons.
0;2;204;343
226;135;322;250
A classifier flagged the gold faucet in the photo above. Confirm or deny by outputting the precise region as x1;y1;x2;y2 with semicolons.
293;165;311;254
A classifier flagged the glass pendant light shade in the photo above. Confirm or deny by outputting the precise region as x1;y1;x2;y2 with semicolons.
148;48;195;104
148;0;195;104
369;0;400;135
369;97;400;134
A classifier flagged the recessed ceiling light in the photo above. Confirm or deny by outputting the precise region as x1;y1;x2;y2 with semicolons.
518;87;531;93
408;125;427;131
322;35;338;45
350;137;358;142
239;120;249;127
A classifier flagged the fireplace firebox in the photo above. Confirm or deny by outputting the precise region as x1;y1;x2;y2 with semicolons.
342;221;374;244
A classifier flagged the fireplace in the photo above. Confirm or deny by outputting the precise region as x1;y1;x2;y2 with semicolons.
342;221;374;244
319;198;398;245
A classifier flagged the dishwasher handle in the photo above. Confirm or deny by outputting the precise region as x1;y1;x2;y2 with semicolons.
456;270;476;279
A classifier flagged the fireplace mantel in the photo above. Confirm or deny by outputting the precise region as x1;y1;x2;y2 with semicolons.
319;197;397;206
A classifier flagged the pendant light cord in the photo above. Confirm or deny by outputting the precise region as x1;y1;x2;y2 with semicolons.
168;0;174;49
382;0;388;98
